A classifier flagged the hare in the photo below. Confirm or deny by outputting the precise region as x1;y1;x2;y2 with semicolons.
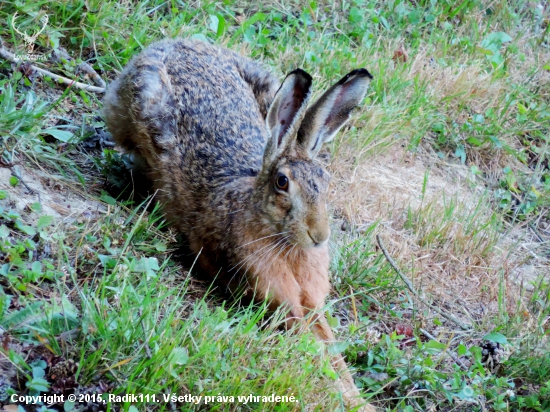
103;38;374;411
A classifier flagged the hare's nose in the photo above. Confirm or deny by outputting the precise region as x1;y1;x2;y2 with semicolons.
308;226;330;247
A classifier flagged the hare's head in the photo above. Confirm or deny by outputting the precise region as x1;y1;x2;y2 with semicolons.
254;68;372;249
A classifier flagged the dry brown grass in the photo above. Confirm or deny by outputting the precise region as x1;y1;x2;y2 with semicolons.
327;144;541;330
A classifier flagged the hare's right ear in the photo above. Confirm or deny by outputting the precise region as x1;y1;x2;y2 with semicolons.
297;69;372;159
264;69;312;165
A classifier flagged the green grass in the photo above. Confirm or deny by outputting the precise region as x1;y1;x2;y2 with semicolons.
0;193;346;410
1;0;549;411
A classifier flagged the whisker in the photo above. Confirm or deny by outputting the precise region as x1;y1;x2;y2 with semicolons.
226;244;271;288
283;243;296;260
292;243;300;260
230;233;289;277
253;235;290;274
236;231;288;250
261;237;289;272
265;238;291;272
230;241;274;274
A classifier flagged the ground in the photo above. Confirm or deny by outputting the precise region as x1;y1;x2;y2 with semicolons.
0;1;549;411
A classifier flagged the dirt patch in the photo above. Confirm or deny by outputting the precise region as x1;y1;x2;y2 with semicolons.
0;165;105;223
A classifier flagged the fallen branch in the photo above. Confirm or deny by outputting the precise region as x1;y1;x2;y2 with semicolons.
0;44;106;93
528;221;547;244
51;48;106;88
376;234;472;331
419;328;469;371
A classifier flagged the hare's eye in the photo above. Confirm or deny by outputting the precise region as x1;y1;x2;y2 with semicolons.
275;174;289;191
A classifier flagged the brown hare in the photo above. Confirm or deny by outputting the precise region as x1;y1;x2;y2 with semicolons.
103;38;374;411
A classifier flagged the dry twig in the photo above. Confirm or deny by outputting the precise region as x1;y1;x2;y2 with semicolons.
0;42;106;93
51;48;106;88
9;166;41;203
376;234;472;331
419;328;469;371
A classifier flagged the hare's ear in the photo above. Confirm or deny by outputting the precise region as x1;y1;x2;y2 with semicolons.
297;69;372;159
264;69;312;165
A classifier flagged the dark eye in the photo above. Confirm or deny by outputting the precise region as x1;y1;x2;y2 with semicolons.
275;174;289;191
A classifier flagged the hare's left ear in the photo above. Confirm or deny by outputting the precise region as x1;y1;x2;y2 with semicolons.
264;69;312;166
297;69;372;159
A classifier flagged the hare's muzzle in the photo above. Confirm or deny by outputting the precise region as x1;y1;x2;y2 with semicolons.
307;225;330;247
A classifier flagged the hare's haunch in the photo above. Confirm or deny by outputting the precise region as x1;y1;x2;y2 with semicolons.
104;38;374;412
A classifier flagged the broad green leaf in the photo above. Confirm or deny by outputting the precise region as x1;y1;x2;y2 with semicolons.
43;128;74;143
190;33;209;43
326;312;339;328
170;347;189;366
424;340;447;350
454;144;466;164
209;15;219;33
0;225;9;239
483;332;508;344
477;46;494;56
349;7;362;23
481;31;512;48
26;377;49;392
473;114;484;123
14;220;36;236
467;137;483;146
517;102;529;114
228;13;266;45
155;242;167;252
64;400;76;412
322;362;338;380
327;341;350;355
31;261;42;274
100;192;116;205
32;366;45;379
37;215;54;231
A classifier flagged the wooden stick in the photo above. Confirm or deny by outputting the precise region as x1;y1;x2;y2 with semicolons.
51;48;106;88
419;328;469;370
376;234;472;331
0;44;106;93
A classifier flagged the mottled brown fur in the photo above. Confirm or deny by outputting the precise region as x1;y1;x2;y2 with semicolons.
103;38;374;411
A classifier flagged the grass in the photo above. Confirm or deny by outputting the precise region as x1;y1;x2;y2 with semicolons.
0;0;549;411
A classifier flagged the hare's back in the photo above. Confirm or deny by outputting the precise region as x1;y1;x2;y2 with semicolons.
146;39;271;181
